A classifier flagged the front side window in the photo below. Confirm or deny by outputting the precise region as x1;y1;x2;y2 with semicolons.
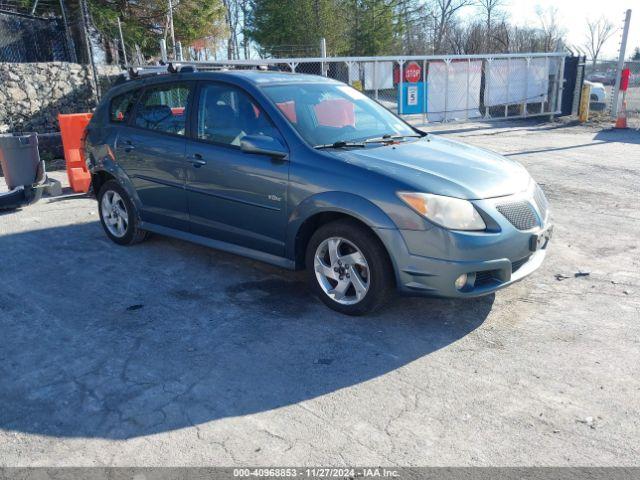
262;83;417;147
197;83;281;146
110;90;138;123
133;83;190;135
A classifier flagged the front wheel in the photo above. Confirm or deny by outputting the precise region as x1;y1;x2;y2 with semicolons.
306;219;394;315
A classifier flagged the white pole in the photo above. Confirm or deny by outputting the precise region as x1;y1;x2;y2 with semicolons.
611;9;632;119
160;39;168;63
320;37;327;76
374;60;379;100
399;60;404;115
465;59;470;121
117;17;128;66
523;58;530;117
135;44;143;65
555;56;565;115
505;57;510;118
423;59;428;123
444;59;450;122
168;0;176;60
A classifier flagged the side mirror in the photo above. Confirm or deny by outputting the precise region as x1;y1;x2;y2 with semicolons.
240;135;287;159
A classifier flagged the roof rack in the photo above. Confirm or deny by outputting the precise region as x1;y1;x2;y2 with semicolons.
113;62;243;86
112;62;202;86
126;62;198;80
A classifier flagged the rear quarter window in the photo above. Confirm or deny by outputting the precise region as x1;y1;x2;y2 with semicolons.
109;90;138;123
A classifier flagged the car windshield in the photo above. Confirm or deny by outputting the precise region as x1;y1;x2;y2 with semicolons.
262;82;418;148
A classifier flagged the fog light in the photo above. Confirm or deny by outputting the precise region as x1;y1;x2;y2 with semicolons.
455;273;468;290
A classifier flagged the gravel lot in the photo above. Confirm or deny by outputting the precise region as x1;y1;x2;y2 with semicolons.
1;120;639;466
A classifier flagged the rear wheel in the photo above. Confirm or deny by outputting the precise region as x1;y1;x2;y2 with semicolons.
306;219;394;315
98;180;147;246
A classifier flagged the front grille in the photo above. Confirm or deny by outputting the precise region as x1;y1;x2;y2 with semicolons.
511;256;530;273
496;200;538;230
533;184;549;221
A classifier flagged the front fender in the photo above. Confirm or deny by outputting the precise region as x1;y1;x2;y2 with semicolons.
285;191;399;260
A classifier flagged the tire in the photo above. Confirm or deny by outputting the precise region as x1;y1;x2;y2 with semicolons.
97;180;148;246
305;219;395;315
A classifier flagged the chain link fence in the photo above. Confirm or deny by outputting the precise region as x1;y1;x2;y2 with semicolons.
585;59;640;128
585;59;617;120
164;53;566;125
0;10;73;62
620;61;640;129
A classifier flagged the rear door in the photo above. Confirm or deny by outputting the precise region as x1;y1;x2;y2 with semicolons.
184;81;289;256
118;81;193;230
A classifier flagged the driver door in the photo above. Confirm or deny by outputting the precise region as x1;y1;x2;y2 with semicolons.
184;82;289;256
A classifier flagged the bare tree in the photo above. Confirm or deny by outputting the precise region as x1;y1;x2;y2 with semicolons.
584;17;616;66
475;0;505;51
535;6;565;52
429;0;474;54
239;0;251;59
398;0;432;54
221;0;237;59
222;0;252;60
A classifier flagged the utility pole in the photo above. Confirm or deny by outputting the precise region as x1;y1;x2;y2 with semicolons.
168;0;176;60
611;9;632;119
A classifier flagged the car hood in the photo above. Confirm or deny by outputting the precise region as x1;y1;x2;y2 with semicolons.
331;134;531;199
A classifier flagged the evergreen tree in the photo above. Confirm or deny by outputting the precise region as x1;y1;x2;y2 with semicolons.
87;0;226;55
248;0;350;57
346;0;400;56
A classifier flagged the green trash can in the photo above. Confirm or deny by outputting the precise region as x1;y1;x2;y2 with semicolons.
0;133;41;189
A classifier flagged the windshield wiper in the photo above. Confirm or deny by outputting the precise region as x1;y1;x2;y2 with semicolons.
314;140;366;149
364;133;422;144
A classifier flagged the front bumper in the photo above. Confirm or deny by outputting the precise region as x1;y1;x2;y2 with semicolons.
377;227;550;297
375;193;552;298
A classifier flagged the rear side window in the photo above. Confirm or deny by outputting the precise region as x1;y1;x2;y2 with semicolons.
133;83;191;136
110;91;137;123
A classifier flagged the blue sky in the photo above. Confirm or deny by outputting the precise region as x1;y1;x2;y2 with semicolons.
500;0;637;59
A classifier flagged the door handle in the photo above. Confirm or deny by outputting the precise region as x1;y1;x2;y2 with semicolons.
189;153;207;167
121;139;135;152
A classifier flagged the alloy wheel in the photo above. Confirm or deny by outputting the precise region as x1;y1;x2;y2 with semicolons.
314;236;370;305
101;190;129;238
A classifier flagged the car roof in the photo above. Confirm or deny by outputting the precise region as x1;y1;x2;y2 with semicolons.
105;70;342;98
105;68;342;99
211;69;340;85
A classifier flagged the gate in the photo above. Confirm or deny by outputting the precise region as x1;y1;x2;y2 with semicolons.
170;52;568;125
560;56;585;117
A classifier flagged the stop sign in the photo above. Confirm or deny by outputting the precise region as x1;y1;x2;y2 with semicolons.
404;62;421;83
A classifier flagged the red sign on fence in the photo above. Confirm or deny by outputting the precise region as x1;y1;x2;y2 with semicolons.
404;62;422;83
620;68;631;91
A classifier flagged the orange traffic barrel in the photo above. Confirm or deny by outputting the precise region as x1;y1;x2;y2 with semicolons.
58;113;93;193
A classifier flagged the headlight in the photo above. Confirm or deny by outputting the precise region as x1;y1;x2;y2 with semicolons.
398;192;486;230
